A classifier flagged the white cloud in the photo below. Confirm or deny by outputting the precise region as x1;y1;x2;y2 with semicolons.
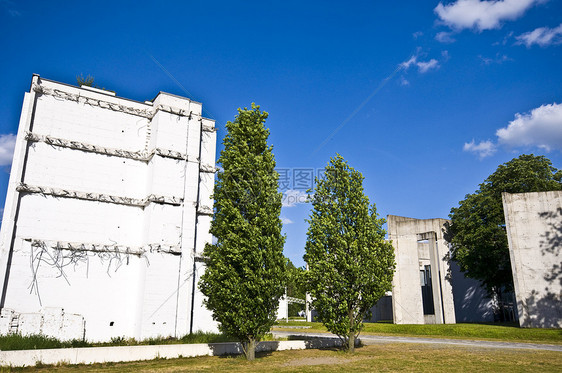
282;189;309;207
416;59;439;73
515;24;562;47
435;0;538;31
464;102;562;159
463;139;497;159
281;217;293;225
413;31;423;39
399;76;410;86
0;134;16;166
478;53;512;64
496;102;562;151
400;56;417;70
435;31;456;43
400;56;440;73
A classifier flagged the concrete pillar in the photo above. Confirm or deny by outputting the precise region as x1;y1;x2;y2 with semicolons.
503;191;562;328
388;215;456;325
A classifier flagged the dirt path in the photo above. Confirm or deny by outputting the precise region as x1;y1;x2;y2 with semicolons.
272;330;562;352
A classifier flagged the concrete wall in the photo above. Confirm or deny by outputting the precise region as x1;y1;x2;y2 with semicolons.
0;338;345;367
503;191;562;328
276;294;288;321
0;75;218;341
387;215;456;324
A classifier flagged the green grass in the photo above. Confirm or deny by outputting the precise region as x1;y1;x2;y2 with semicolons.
273;321;562;344
3;343;561;372
0;331;267;351
0;334;89;351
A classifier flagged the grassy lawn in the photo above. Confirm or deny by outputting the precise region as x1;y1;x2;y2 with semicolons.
4;343;561;372
0;332;246;351
273;321;562;344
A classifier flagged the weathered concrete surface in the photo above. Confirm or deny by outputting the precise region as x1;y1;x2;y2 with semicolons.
0;339;344;367
503;191;562;328
387;215;456;324
0;75;218;341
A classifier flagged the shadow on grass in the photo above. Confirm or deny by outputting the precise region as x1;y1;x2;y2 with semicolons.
462;322;520;328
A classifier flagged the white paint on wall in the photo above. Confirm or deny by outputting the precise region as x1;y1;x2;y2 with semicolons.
0;75;218;341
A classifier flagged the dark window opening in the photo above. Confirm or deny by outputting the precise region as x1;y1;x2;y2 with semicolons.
420;265;435;315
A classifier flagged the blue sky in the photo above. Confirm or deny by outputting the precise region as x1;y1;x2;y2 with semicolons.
1;0;561;268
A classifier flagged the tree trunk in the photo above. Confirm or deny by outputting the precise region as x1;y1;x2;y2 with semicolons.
348;308;355;353
244;338;256;361
348;331;355;353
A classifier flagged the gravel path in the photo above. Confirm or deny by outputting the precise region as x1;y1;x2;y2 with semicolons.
272;330;562;352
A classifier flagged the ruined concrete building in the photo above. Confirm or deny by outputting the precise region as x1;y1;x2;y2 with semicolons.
387;216;456;324
386;207;561;328
503;191;562;328
0;75;218;341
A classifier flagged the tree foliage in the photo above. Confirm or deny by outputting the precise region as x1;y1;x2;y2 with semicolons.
285;259;306;317
446;154;562;299
199;104;286;360
304;155;395;352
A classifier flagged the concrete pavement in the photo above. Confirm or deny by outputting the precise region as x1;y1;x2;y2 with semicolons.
272;330;562;352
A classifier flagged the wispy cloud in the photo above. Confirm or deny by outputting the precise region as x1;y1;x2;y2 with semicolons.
417;59;439;73
464;102;562;158
399;76;410;86
0;0;20;16
0;134;16;167
435;0;539;32
515;24;562;47
282;189;309;207
281;217;293;225
478;53;512;65
435;31;456;43
463;139;497;159
400;56;417;70
312;62;405;154
412;31;424;39
400;56;440;73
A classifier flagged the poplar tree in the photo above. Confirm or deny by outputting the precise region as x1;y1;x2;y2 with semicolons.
304;155;395;352
199;104;286;361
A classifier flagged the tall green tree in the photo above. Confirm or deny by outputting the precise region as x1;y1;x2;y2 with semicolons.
304;155;395;352
199;104;286;361
447;154;562;302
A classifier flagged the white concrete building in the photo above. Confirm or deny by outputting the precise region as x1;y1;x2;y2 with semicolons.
387;215;456;324
0;75;218;341
503;191;562;328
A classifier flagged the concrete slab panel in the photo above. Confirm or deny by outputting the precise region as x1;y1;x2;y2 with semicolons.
503;191;562;328
388;215;456;325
